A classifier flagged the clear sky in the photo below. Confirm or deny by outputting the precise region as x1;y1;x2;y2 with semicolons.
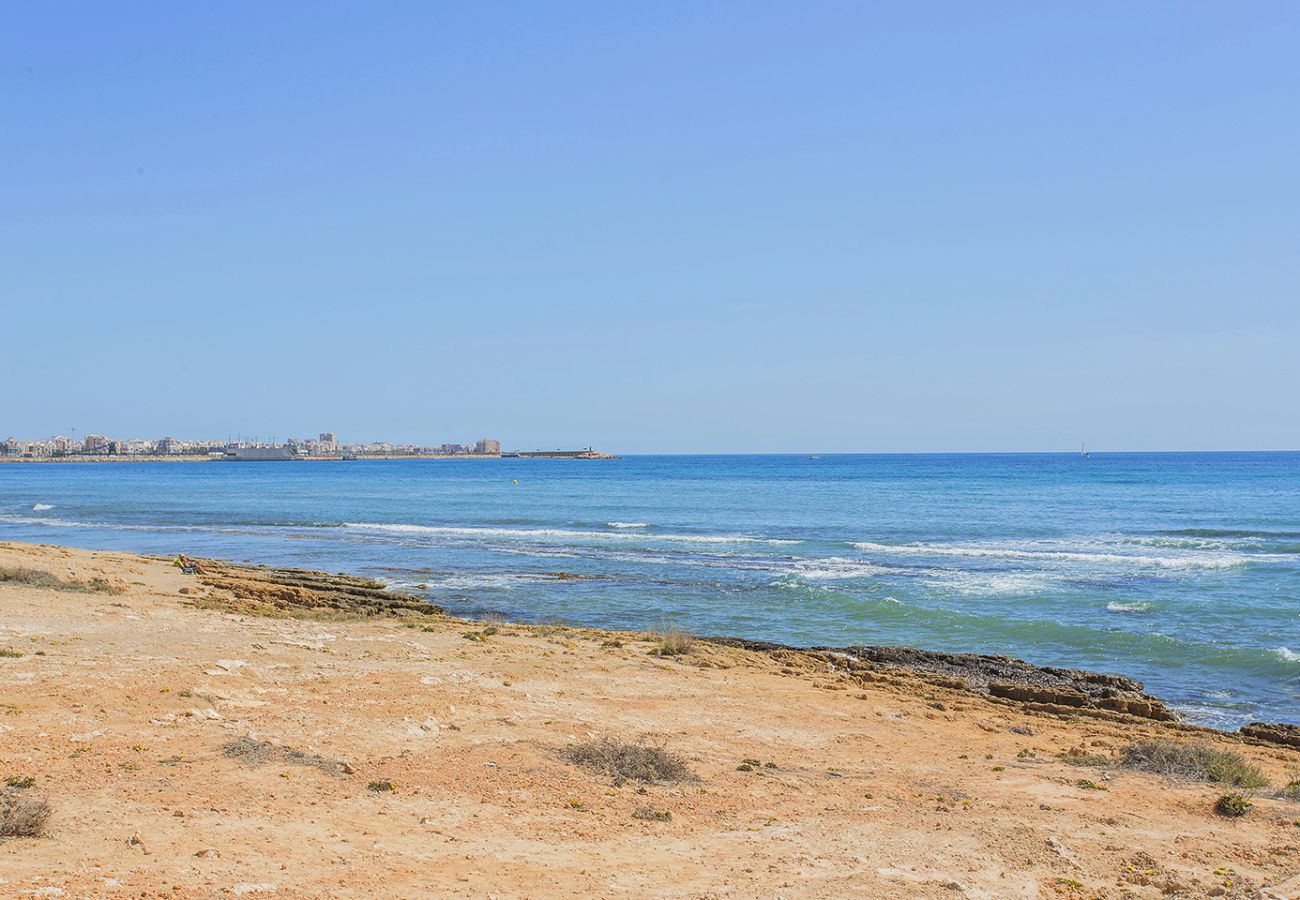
4;3;1298;452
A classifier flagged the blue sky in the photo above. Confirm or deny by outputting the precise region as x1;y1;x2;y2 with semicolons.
4;3;1298;452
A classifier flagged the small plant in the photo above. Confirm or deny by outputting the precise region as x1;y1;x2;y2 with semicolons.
1;789;51;837
632;806;672;822
461;631;489;642
736;763;754;772
1278;776;1300;801
222;736;348;777
566;799;588;811
560;736;695;784
1055;879;1083;889
650;626;693;657
991;766;1005;772
1075;779;1107;791
0;649;22;659
1058;749;1109;767
1120;740;1267;789
5;776;34;789
1215;793;1251;817
367;780;396;793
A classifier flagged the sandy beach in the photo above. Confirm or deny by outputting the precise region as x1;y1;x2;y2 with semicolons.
2;540;1299;899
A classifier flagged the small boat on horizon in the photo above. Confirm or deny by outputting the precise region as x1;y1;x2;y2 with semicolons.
1081;442;1090;458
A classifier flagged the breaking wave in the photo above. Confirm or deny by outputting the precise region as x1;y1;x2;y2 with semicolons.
344;522;802;546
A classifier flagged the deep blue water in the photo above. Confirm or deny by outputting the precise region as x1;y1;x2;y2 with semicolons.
1;453;1297;728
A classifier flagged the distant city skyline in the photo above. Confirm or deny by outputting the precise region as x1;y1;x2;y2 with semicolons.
4;5;1298;452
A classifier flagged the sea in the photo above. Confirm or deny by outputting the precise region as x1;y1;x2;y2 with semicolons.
1;452;1296;729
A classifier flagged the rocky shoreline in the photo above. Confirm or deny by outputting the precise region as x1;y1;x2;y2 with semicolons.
188;556;1297;749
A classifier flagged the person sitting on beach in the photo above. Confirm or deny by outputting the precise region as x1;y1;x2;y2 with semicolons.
173;554;205;575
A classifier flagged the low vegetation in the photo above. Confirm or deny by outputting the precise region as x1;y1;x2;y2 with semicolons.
1119;740;1268;789
1214;793;1252;818
632;806;672;822
1058;748;1109;767
0;566;122;594
1;788;51;838
650;625;693;657
222;736;349;777
560;736;695;784
0;649;22;659
1278;778;1300;802
367;780;396;793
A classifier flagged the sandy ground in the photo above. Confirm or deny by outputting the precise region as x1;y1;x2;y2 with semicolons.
1;541;1298;899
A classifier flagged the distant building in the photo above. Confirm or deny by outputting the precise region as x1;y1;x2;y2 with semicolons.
156;436;177;455
319;432;337;452
475;438;501;455
83;434;109;454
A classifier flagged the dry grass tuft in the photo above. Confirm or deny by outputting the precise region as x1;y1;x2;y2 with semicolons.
560;736;695;784
0;566;122;595
222;736;349;777
1119;740;1268;789
650;625;693;657
1;789;51;838
632;806;672;822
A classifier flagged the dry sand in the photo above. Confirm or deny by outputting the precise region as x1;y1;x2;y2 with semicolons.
1;540;1298;898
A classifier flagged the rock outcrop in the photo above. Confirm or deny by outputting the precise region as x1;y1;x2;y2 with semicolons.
1239;721;1300;750
193;561;443;619
708;638;1176;723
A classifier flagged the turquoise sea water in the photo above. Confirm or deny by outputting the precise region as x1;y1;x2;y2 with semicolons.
1;453;1296;728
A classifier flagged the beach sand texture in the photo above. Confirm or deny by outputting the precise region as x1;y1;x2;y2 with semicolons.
2;540;1299;898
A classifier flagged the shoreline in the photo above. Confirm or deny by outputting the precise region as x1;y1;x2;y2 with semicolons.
3;539;1300;897
192;555;1297;738
0;453;614;463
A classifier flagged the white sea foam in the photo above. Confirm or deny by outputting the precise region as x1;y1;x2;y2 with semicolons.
344;522;801;546
849;539;1253;571
1274;647;1300;662
607;522;648;529
922;571;1055;596
783;557;890;580
31;503;53;511
1106;601;1151;612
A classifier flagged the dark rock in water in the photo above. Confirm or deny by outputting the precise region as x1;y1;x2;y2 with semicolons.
1239;721;1300;749
707;638;1175;722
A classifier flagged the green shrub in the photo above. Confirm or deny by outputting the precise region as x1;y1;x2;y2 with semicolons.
1120;740;1268;789
1214;793;1251;817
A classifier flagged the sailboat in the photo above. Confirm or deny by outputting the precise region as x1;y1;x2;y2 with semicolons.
1081;441;1090;458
